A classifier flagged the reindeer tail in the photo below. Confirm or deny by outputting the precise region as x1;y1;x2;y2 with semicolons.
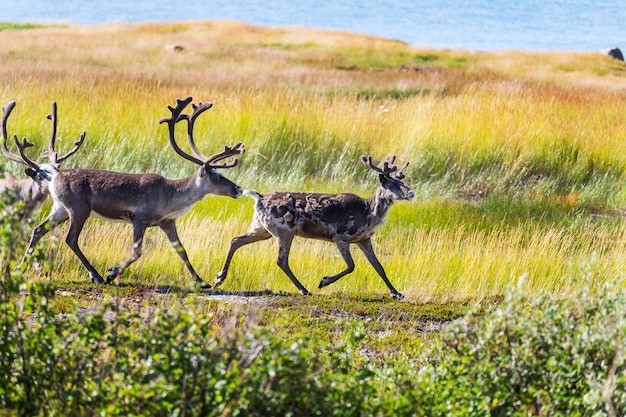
243;189;262;201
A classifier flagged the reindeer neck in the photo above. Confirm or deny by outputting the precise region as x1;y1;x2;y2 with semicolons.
366;185;396;221
170;170;208;205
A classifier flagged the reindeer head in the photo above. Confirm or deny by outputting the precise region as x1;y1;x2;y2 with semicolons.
1;101;86;188
361;155;415;201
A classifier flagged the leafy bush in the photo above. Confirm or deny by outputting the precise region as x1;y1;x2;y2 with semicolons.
1;189;625;416
0;191;372;417
381;270;626;416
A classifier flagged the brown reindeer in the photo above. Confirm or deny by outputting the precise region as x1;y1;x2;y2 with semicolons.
22;97;244;286
214;155;414;299
0;101;85;211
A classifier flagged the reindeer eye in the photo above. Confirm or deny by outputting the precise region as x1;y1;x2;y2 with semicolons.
209;172;220;182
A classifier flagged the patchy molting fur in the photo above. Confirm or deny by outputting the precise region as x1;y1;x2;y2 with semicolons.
251;190;391;243
216;159;414;300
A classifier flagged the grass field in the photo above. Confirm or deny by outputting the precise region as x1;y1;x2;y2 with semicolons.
2;19;626;313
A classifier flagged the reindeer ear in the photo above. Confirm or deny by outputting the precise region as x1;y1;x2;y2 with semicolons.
25;168;37;179
199;165;207;178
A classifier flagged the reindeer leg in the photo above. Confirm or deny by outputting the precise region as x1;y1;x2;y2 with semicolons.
64;213;105;284
356;238;404;300
23;204;68;263
318;241;355;289
213;225;272;288
159;220;207;288
275;233;310;296
106;221;147;283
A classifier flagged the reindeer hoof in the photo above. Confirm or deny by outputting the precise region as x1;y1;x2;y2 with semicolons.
90;274;106;285
105;266;122;283
318;277;330;289
300;288;311;296
195;279;212;289
392;292;405;301
212;273;225;288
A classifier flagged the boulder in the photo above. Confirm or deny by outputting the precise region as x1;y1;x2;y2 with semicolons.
607;47;624;61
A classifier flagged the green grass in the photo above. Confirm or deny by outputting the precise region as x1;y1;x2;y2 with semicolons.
4;21;626;416
0;22;47;31
2;20;626;305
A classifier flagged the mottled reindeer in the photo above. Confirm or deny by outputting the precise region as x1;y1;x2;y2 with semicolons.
21;97;244;286
0;101;85;211
214;155;414;299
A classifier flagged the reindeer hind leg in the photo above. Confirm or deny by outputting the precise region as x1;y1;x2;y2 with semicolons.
318;241;355;289
106;221;148;283
275;232;310;296
213;224;272;288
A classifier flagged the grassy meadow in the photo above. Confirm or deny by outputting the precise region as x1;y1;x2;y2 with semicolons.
2;19;626;308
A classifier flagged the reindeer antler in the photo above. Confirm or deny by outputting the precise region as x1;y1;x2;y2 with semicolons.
2;100;86;169
361;155;409;179
46;101;87;165
159;97;204;165
160;97;244;168
1;101;25;164
181;101;213;161
205;142;245;169
13;136;40;171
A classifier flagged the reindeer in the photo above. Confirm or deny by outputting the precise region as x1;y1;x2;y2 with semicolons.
214;155;414;299
0;101;85;211
21;96;244;287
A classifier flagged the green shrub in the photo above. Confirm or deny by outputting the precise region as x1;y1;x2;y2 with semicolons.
1;188;625;416
382;271;626;416
0;190;372;416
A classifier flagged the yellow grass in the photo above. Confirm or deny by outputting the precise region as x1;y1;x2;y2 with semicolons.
4;20;626;302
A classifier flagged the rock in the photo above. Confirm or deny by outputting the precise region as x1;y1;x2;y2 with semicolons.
607;47;624;61
165;45;184;53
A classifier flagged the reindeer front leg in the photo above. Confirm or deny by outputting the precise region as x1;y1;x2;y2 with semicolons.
159;220;209;288
356;238;404;300
64;213;106;284
23;203;68;264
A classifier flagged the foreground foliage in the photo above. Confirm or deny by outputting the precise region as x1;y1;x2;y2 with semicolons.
403;271;626;416
1;193;625;416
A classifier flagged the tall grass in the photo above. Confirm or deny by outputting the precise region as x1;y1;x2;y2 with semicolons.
3;21;626;301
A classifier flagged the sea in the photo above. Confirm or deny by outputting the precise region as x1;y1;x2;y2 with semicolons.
1;0;625;52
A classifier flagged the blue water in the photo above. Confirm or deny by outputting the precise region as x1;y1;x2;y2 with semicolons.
1;0;625;51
